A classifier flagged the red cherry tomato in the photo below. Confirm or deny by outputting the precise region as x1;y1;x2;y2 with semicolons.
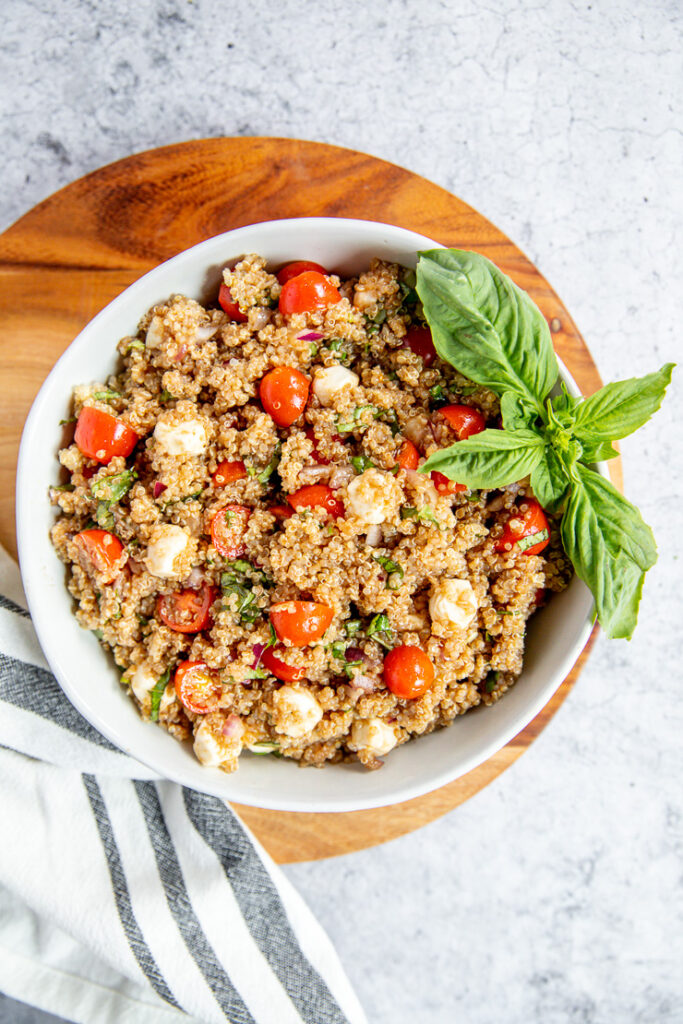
210;504;251;559
439;405;486;439
74;407;139;464
269;504;294;522
277;261;328;285
174;660;222;715
269;601;334;646
74;529;124;579
218;282;248;323
287;484;345;518
403;326;437;367
259;367;310;427
279;271;341;316
383;645;435;699
157;583;217;633
213;460;247;486
261;644;306;682
396;439;420;471
496;498;550;556
431;471;467;495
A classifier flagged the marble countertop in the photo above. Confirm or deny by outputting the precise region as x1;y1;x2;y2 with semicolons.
2;1;681;1021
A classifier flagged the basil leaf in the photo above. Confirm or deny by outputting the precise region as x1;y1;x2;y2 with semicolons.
91;468;137;504
149;669;170;722
500;392;537;430
580;440;620;464
560;463;657;639
420;428;544;490
416;249;558;413
530;447;569;513
572;363;674;444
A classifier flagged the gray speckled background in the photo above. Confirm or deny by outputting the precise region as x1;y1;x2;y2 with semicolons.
2;0;682;1021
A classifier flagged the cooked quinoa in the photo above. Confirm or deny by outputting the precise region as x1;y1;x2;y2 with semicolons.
50;254;571;772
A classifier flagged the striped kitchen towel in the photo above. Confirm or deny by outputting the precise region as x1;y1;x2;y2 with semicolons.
0;545;366;1024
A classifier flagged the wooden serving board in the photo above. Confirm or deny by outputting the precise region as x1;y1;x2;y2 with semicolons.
0;138;619;863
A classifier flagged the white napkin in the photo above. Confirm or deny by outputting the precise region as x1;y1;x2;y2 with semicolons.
0;545;366;1024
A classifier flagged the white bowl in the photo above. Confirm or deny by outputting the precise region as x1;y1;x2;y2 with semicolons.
16;217;596;812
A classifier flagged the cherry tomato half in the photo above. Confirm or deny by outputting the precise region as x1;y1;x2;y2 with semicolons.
495;498;550;556
383;645;435;699
277;261;328;285
431;471;467;495
261;644;306;682
259;367;310;427
403;326;437;367
269;504;294;522
396;438;420;471
157;583;217;633
174;660;222;715
439;405;486;439
210;504;251;559
287;484;345;518
74;528;124;580
269;601;334;646
74;407;139;464
213;460;247;486
278;271;341;316
218;282;248;323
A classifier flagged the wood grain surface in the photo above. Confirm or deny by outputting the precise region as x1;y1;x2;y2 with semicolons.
0;137;618;862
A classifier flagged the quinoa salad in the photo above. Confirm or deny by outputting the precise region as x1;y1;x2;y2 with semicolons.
50;254;572;772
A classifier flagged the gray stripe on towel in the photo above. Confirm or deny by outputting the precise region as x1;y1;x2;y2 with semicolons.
183;788;349;1024
134;780;256;1024
83;775;181;1009
0;651;119;751
0;594;30;618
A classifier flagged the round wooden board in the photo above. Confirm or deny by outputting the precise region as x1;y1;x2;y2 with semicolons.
0;138;619;863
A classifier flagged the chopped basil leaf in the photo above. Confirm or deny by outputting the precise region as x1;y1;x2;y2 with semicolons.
516;528;549;553
94;501;115;530
367;613;394;649
249;740;280;755
400;505;440;527
244;666;269;680
91;468;137;504
126;339;146;353
59;416;78;425
344;619;362;637
149;669;171;721
256;444;281;484
485;671;500;694
351;455;374;474
92;389;121;403
52;482;75;492
372;553;405;588
159;389;174;403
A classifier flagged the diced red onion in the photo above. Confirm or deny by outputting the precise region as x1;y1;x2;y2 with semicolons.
345;646;366;663
252;643;266;669
222;714;245;739
349;673;378;692
153;482;167;498
181;566;204;589
174;343;188;362
298;331;324;341
365;524;383;547
195;324;218;342
250;308;272;330
328;465;354;489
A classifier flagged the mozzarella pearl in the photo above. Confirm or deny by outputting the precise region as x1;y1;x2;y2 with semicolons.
346;468;402;525
429;578;478;630
129;664;157;704
273;686;323;738
153;418;207;456
144;525;191;579
351;718;397;756
312;365;359;407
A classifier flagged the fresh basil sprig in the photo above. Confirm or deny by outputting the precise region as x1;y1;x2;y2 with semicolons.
416;248;674;640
